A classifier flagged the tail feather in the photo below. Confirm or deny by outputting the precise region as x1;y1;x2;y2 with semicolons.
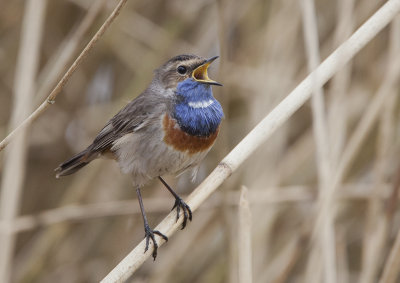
55;149;92;178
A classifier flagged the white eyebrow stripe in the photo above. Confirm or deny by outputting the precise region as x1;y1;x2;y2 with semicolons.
188;99;214;108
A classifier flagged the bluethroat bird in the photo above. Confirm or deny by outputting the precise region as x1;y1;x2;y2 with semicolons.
55;54;223;260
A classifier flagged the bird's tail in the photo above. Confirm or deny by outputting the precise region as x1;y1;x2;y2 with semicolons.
55;149;93;178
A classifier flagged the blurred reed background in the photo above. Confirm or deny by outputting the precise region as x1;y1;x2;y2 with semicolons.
1;0;400;282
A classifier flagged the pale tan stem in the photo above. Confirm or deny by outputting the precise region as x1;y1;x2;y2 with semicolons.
238;186;252;283
101;1;400;281
0;0;46;282
300;0;335;282
379;224;400;283
359;16;400;283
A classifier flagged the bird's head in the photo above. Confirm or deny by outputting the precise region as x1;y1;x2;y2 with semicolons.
155;54;222;90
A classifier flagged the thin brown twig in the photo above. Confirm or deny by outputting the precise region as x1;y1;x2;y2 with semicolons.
0;0;128;153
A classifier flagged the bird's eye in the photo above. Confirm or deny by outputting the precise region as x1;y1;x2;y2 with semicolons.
177;65;187;74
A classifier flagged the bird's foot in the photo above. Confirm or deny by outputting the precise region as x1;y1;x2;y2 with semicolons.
144;224;168;260
172;197;193;229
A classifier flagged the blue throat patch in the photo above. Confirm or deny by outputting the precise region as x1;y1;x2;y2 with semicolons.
173;79;223;137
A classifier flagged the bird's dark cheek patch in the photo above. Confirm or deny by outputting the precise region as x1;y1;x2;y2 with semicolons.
163;114;219;154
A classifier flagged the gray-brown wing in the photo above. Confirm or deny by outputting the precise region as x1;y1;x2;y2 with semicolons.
89;93;168;153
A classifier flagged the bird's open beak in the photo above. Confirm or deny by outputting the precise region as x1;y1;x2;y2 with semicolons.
192;56;222;86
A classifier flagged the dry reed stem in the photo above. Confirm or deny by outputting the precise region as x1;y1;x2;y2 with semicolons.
0;0;128;153
269;235;304;283
377;168;400;282
359;16;400;283
305;246;323;283
2;199;168;233
333;38;400;191
14;163;106;282
238;186;252;283
336;228;350;283
300;0;336;282
314;11;400;242
101;1;400;281
379;222;400;283
148;210;216;283
326;5;355;280
300;0;331;186
328;0;354;167
327;9;355;283
120;11;196;53
35;0;107;104
0;0;46;282
0;182;392;234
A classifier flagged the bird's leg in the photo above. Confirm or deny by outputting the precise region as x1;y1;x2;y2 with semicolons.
158;176;192;229
136;187;168;260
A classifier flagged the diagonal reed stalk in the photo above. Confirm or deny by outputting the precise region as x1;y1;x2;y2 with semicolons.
101;1;400;281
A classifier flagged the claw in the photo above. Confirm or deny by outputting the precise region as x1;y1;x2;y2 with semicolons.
143;225;168;260
157;177;193;230
153;230;168;242
172;197;193;230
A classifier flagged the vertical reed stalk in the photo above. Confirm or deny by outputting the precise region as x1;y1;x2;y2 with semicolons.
0;0;47;282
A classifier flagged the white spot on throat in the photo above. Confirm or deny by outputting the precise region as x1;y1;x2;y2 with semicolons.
188;99;214;109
